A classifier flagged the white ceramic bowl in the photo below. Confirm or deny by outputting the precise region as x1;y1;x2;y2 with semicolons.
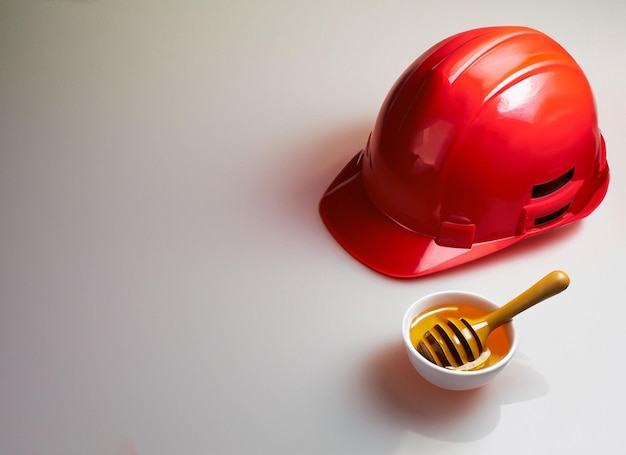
402;290;518;391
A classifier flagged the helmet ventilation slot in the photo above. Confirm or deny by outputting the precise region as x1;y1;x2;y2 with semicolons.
532;168;575;198
534;204;570;226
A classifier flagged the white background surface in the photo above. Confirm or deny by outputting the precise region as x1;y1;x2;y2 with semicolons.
1;1;625;454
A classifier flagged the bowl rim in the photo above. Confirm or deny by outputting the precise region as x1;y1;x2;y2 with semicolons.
402;290;519;377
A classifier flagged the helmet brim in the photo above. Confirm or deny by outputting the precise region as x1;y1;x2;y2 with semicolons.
319;151;521;278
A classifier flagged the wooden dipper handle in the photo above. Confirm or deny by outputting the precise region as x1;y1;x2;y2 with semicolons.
482;270;570;330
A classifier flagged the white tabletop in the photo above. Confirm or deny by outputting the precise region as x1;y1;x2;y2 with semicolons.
1;1;625;454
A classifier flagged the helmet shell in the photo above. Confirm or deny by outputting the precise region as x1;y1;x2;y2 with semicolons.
320;26;609;278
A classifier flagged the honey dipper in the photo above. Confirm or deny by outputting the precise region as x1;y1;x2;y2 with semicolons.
417;270;570;369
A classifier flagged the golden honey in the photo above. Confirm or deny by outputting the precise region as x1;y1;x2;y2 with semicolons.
409;303;512;371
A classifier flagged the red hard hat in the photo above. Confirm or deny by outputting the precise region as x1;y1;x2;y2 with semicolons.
319;26;609;278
